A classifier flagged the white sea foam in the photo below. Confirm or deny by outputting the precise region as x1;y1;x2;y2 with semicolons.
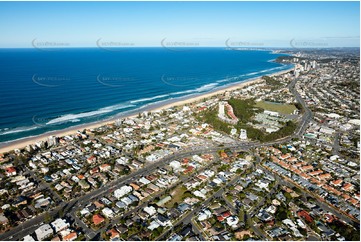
240;66;286;77
46;104;136;125
217;66;287;84
216;75;246;84
0;49;296;148
0;126;38;135
130;94;170;104
0;66;290;138
258;66;284;73
171;83;219;96
244;71;260;76
195;83;219;92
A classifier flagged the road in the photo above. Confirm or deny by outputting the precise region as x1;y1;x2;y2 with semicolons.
245;169;280;240
332;131;341;155
89;153;222;240
1;144;254;241
1;74;318;241
288;77;313;138
156;172;242;240
259;164;359;225
190;219;206;240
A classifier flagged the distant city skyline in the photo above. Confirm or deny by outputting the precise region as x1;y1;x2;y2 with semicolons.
0;1;359;48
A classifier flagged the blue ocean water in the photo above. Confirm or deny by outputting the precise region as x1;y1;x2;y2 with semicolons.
0;48;292;143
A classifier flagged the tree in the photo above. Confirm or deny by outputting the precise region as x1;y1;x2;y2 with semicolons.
44;211;52;223
275;205;288;221
242;234;250;240
261;76;282;88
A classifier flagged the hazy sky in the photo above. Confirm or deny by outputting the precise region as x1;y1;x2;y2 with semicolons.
0;1;359;48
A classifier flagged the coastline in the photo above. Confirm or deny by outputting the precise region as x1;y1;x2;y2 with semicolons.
0;67;293;154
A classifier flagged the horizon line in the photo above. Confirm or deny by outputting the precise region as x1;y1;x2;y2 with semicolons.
0;46;360;49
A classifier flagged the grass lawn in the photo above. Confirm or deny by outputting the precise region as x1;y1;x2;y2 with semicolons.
165;185;187;208
255;101;297;115
238;209;245;223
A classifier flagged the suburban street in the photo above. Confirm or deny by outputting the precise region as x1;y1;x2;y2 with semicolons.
0;74;308;241
1;73;355;241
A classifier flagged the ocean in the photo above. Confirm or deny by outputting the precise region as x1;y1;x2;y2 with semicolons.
0;48;292;143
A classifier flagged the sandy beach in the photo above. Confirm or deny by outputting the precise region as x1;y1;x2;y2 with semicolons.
0;68;292;154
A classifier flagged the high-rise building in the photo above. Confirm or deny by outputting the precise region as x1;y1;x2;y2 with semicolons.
294;70;300;78
311;60;317;68
47;135;59;147
239;129;247;140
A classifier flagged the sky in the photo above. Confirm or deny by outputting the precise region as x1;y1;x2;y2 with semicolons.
0;1;359;48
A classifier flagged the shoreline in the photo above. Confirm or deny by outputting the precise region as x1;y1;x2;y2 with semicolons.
0;67;293;154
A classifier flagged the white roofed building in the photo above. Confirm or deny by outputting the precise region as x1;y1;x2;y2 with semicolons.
35;224;53;241
139;177;151;185
102;207;114;218
264;110;279;117
169;160;181;170
23;235;35;241
114;185;133;199
239;129;247;140
197;209;212;221
144;206;157;216
51;218;69;233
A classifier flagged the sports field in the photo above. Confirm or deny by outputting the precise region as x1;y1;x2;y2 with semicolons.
255;101;297;115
